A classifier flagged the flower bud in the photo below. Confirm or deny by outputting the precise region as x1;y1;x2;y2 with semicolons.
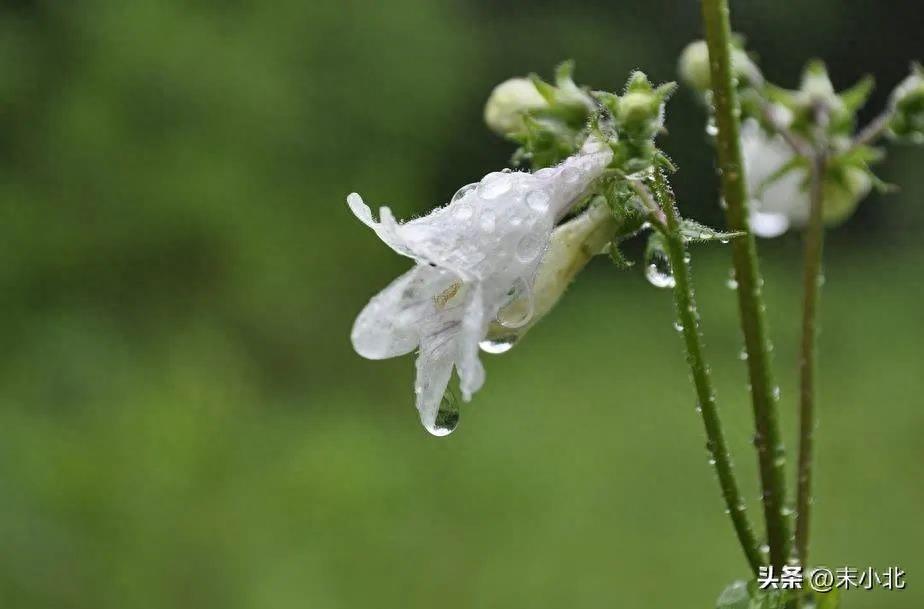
678;40;762;93
799;60;838;107
483;77;549;136
888;64;924;142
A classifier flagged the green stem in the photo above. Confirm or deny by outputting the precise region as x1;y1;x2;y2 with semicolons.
795;154;826;563
699;0;792;567
652;171;764;574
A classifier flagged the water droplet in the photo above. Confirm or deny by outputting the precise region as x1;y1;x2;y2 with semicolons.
726;269;738;290
516;233;543;262
738;348;749;361
644;249;675;289
479;208;496;232
496;278;534;328
477;172;513;199
772;386;781;401
451;182;478;203
706;118;718;136
525;190;551;213
479;334;518;354
425;390;460;437
751;210;789;238
673;320;684;332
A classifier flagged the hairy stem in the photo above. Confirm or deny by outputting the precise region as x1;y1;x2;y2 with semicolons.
795;154;826;563
699;0;792;567
652;171;764;574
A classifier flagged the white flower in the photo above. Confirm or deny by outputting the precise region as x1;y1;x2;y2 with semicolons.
679;40;762;92
741;119;871;237
483;78;549;136
348;140;613;434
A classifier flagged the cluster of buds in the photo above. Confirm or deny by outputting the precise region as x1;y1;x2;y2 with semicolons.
887;63;924;142
680;39;922;236
484;61;595;168
484;64;676;179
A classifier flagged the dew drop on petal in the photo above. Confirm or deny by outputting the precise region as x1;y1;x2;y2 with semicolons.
479;334;518;354
525;190;551;213
496;278;534;328
516;233;543;262
644;250;675;289
477;172;513;199
424;390;460;437
451;182;478;203
751;210;789;238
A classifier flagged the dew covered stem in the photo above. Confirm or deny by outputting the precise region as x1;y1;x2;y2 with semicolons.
652;169;764;575
795;153;826;563
699;0;792;568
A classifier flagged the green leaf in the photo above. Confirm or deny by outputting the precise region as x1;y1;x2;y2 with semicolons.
840;75;875;112
528;73;557;103
679;219;745;244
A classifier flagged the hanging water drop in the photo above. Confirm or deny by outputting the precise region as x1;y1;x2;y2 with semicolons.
644;249;675;289
673;320;684;332
726;269;738;290
479;334;518;354
706;117;719;136
424;389;461;437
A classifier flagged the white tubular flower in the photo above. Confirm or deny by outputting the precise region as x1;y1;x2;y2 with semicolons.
483;77;549;136
482;202;617;352
348;140;613;434
740;119;871;237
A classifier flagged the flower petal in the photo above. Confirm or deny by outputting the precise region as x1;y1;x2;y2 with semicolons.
347;192;419;261
351;264;457;360
455;283;486;400
414;325;458;432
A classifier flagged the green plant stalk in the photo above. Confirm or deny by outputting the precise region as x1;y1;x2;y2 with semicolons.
699;0;792;567
653;171;764;574
795;155;826;563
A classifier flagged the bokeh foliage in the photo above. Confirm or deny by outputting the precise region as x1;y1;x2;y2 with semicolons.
0;1;921;607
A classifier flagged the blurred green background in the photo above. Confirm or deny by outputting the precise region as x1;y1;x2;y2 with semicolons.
0;1;921;607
